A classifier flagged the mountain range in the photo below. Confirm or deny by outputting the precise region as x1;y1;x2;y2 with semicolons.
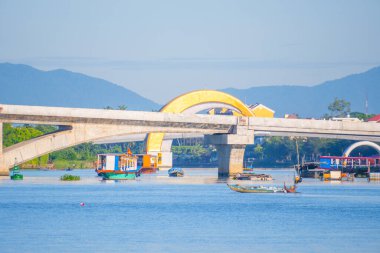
222;67;380;117
0;62;379;117
0;63;160;111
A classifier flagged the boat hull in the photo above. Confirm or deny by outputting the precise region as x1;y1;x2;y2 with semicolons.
139;167;158;174
228;184;286;193
233;173;273;181
102;172;136;180
169;172;184;177
10;174;23;180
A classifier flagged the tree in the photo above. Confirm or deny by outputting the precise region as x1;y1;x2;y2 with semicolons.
328;98;351;117
253;144;264;160
350;112;375;121
104;105;128;110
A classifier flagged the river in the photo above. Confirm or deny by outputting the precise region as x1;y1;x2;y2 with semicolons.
0;168;379;253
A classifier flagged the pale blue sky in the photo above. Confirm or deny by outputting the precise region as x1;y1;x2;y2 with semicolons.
1;0;379;103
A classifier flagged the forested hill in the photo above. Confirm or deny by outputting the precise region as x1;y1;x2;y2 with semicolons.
222;66;380;118
0;63;160;111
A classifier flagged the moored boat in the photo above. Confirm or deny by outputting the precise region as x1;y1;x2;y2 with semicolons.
10;164;23;180
96;153;140;180
228;184;285;193
168;167;184;177
233;173;273;181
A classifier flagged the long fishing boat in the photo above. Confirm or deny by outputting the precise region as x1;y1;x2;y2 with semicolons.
228;184;297;193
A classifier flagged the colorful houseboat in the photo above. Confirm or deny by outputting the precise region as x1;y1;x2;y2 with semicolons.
96;153;140;180
300;156;380;179
320;156;380;177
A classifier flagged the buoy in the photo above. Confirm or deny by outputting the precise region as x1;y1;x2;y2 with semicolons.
80;202;85;206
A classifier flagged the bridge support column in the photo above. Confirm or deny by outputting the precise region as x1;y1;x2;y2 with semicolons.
147;138;173;169
205;125;254;177
0;122;8;176
215;144;246;177
147;151;173;169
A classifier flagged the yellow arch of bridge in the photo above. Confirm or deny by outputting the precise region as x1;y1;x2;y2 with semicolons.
146;90;254;153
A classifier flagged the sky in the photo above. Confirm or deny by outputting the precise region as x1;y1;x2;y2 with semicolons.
0;0;379;104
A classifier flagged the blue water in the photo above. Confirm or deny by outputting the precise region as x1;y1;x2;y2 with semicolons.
1;169;380;253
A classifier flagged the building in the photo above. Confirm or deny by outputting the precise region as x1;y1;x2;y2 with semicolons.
208;103;275;118
368;114;380;123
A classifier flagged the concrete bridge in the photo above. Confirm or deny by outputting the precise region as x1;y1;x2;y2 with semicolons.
1;90;380;176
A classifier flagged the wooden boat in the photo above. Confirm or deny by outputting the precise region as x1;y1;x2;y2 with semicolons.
228;183;297;193
283;183;297;193
250;174;273;181
96;153;140;180
233;173;251;180
168;167;184;177
228;184;286;193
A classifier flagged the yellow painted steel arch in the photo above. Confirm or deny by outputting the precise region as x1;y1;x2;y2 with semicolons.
146;90;254;153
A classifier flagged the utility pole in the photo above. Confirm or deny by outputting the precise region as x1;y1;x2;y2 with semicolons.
295;138;300;174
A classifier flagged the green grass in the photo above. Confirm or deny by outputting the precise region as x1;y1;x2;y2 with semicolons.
60;174;80;181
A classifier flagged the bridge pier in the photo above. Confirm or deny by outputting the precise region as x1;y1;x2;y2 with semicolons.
147;151;173;169
215;144;246;177
205;125;254;177
0;122;8;176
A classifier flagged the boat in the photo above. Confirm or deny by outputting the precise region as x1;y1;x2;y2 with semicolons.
228;184;286;193
136;154;158;174
233;173;251;180
96;153;140;180
10;164;23;180
318;156;380;178
297;162;322;178
283;183;297;193
168;167;184;177
102;171;137;180
233;173;273;181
